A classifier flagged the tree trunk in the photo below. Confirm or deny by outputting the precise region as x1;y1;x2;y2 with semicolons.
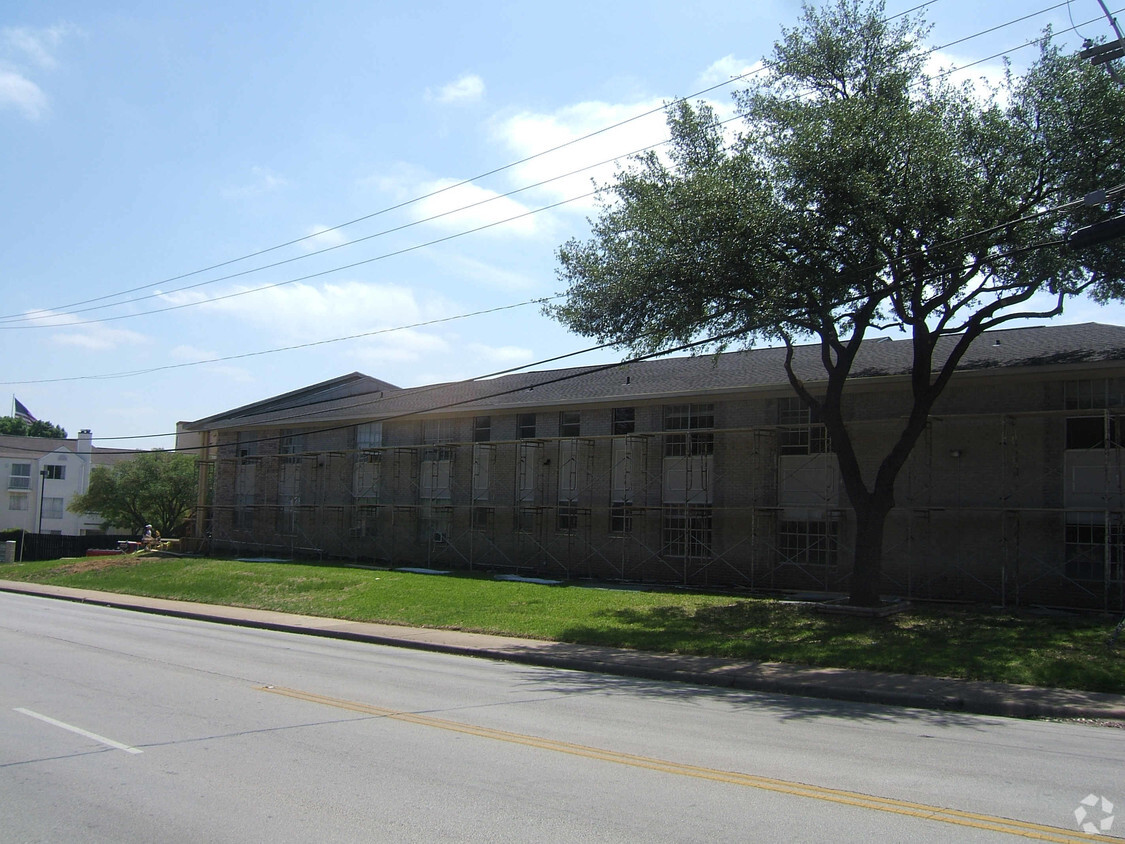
848;492;895;607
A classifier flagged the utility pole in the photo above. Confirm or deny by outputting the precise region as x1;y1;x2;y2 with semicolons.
1079;0;1125;85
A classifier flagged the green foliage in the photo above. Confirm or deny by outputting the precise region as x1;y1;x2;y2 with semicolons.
0;417;67;438
69;450;197;536
551;0;1125;604
5;556;1122;693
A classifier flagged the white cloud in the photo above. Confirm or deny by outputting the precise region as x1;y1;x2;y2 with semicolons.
0;69;47;119
697;55;762;90
411;178;540;237
925;49;1008;100
221;166;289;199
493;98;673;211
169;344;216;362
3;24;76;69
432;254;538;292
371;164;541;237
466;342;533;365
51;325;148;351
160;280;434;339
427;73;485;104
300;224;349;252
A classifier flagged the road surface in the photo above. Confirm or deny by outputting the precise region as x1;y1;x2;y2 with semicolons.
1;592;1120;842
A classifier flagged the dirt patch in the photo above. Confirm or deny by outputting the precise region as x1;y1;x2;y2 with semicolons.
50;554;151;575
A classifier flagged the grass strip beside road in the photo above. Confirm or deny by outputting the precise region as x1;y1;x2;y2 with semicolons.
4;554;1123;694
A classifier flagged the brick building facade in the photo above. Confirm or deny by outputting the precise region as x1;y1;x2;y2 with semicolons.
178;323;1125;610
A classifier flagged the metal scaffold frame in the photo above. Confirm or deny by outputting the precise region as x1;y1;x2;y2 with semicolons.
197;406;1125;611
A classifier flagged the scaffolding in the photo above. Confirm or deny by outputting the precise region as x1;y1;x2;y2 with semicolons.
195;409;1125;611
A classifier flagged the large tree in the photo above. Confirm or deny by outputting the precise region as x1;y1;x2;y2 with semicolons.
0;417;67;438
551;0;1125;605
70;451;197;537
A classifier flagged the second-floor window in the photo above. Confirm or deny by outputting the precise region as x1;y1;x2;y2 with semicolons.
43;465;66;480
664;404;714;457
473;416;491;442
518;413;536;439
560;411;581;438
778;396;830;455
8;463;30;489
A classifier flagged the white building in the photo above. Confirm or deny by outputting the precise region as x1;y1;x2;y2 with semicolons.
0;430;141;536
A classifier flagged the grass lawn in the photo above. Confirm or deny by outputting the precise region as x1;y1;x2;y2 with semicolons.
3;554;1123;694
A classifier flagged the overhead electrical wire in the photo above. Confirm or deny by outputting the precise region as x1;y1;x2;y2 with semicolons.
1;0;1065;330
0;2;1102;394
0;296;561;385
3;0;1104;446
72;212;1096;454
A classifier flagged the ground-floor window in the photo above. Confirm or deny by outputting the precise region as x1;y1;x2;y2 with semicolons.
472;506;493;532
778;519;838;567
42;497;64;520
662;505;712;558
556;502;578;532
610;502;633;534
1065;514;1124;582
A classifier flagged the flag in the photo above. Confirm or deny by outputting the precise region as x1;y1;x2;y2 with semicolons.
12;397;36;423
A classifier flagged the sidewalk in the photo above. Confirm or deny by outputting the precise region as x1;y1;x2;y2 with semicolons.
3;578;1124;722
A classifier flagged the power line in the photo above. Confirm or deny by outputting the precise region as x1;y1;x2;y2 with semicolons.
0;296;561;385
0;1;1061;329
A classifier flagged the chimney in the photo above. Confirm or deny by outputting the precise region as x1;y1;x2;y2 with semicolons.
78;429;93;455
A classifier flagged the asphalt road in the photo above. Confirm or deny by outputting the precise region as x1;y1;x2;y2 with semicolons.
1;592;1121;843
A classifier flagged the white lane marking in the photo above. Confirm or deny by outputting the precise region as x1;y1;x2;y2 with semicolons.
15;708;143;754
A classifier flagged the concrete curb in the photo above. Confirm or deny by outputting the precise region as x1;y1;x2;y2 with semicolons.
3;580;1124;722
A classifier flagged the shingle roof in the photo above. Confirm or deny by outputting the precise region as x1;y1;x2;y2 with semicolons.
0;434;141;462
182;322;1125;431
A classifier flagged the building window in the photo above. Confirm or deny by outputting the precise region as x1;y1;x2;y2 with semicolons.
424;419;456;445
472;506;493;532
9;494;28;511
612;407;635;435
238;431;258;464
1065;515;1124;582
279;430;305;463
43;465;66;480
8;463;31;490
356;421;383;450
560;411;581;438
610;502;633;534
353;453;381;501
42;497;64;520
1066;416;1120;450
556;503;578;532
1064;379;1125;410
778;520;839;567
517;507;537;534
473;416;491;442
275;508;298;535
664;404;714;457
778;397;830;455
518;413;537;439
662;505;712;558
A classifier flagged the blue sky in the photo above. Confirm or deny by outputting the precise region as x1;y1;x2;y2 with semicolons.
1;0;1121;448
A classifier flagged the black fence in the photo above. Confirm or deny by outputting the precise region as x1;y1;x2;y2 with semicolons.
2;532;136;563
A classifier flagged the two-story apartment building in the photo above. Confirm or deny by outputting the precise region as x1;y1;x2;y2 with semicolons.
178;323;1125;611
1;430;140;536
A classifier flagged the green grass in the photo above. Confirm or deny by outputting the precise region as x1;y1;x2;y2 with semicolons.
4;554;1124;693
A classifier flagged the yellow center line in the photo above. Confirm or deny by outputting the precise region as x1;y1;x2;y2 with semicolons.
259;685;1119;843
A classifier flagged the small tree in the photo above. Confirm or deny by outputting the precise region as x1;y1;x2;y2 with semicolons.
0;417;67;438
551;0;1125;605
70;451;197;537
